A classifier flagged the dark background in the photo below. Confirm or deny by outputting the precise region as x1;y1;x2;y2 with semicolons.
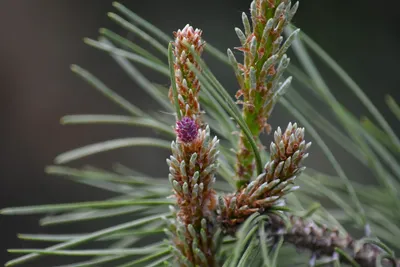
0;0;398;265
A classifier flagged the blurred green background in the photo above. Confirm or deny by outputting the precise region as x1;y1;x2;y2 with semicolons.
0;0;398;265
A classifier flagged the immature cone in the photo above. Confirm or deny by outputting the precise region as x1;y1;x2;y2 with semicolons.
220;122;311;233
167;26;219;267
234;0;300;186
169;24;205;123
176;116;198;143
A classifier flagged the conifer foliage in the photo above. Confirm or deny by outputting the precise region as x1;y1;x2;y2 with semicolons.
2;1;399;266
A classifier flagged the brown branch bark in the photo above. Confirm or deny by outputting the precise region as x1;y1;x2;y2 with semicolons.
267;214;399;267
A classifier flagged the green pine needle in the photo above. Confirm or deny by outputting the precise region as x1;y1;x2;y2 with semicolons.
55;137;170;164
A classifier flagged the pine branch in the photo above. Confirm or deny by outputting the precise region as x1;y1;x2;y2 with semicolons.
267;214;399;267
166;25;219;266
2;1;399;267
219;122;310;233
232;0;299;188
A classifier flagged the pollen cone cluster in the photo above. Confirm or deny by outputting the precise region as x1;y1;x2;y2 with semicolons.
219;122;311;233
166;25;219;267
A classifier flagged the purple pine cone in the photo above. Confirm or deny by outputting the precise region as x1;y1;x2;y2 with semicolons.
176;117;198;143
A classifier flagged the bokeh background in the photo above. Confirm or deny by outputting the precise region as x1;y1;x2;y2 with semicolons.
0;0;398;265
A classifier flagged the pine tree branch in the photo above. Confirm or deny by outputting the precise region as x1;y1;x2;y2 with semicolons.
232;0;299;188
166;25;219;266
267;214;399;267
